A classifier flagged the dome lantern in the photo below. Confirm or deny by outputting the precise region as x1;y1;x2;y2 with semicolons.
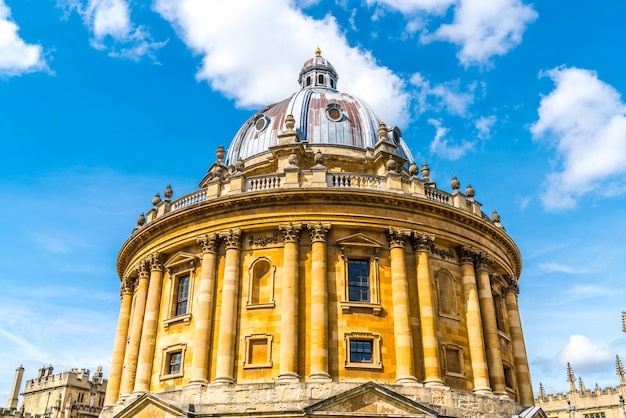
298;48;338;90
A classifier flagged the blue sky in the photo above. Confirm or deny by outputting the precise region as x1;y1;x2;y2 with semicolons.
1;0;626;405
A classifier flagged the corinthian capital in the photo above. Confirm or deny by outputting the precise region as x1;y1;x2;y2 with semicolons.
120;277;135;297
475;252;492;272
136;259;150;278
411;231;435;252
504;277;519;295
307;222;331;243
279;223;302;243
147;251;164;271
197;233;219;254
456;244;475;264
388;227;409;249
219;228;242;250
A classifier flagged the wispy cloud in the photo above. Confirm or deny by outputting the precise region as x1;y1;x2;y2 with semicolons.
428;118;475;160
536;262;590;274
0;0;48;77
367;0;537;66
565;284;612;299
531;66;626;211
410;72;476;117
152;0;411;127
57;0;165;61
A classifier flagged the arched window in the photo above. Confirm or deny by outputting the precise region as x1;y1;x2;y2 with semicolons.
436;270;458;317
247;257;275;308
318;74;324;85
306;76;311;86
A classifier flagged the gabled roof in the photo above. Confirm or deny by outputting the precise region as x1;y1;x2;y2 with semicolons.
113;393;191;418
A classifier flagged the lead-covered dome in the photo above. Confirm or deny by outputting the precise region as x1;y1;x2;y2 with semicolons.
225;49;413;166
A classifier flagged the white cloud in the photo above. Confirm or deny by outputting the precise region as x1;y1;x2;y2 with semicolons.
565;284;612;299
152;0;411;126
531;67;626;211
428;118;474;160
474;115;496;139
559;335;613;371
410;72;475;116
536;262;589;275
58;0;165;61
369;0;537;66
0;0;48;77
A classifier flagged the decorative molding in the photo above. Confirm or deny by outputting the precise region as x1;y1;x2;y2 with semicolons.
308;222;331;243
197;233;219;254
136;259;150;278
475;253;492;272
430;247;455;260
412;231;435;252
220;228;242;250
278;223;302;244
456;244;475;264
248;231;279;247
387;227;409;249
147;251;164;272
121;277;135;297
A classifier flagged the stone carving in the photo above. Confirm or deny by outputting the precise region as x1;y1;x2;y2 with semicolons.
475;253;492;272
308;222;331;243
136;259;150;278
278;223;301;243
412;231;435;252
197;233;219;254
387;227;409;249
120;277;135;297
248;232;278;247
147;251;164;271
456;244;475;264
220;228;242;249
430;247;455;260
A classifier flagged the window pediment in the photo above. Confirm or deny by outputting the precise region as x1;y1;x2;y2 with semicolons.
337;233;385;251
164;251;198;271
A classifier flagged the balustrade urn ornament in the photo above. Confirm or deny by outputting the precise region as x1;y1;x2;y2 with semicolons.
137;213;146;226
421;162;431;179
152;193;162;207
491;210;500;223
377;122;388;141
285;114;296;131
288;151;299;167
314;150;324;166
465;183;475;199
450;176;460;192
216;145;225;162
386;155;396;172
235;158;245;172
164;184;173;200
409;162;418;177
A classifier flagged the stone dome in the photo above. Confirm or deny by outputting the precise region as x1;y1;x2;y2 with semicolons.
225;49;414;166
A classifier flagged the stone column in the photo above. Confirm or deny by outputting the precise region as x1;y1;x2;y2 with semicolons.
104;277;134;405
388;228;418;384
120;261;149;397
134;252;165;394
458;245;491;394
307;222;331;382
189;233;219;386
476;256;506;395
7;365;24;410
277;223;302;383
413;232;443;387
213;229;242;384
504;282;534;406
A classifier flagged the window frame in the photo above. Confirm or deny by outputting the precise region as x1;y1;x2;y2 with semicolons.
442;344;465;378
344;332;382;370
246;256;276;310
160;343;186;380
243;333;274;369
163;252;198;330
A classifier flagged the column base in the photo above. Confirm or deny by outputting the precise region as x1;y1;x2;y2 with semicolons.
423;378;445;388
307;373;331;383
395;376;420;385
473;386;493;395
211;377;235;385
276;373;300;384
185;379;208;389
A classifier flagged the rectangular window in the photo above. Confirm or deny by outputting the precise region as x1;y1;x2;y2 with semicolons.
168;351;182;374
243;334;273;369
350;340;373;363
503;364;514;389
175;275;190;316
348;259;370;302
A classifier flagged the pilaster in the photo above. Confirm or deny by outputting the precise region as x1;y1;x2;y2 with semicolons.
307;222;331;382
277;223;302;383
189;233;220;386
388;227;418;384
213;229;242;384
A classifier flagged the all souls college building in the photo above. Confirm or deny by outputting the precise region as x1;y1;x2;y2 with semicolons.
100;50;544;418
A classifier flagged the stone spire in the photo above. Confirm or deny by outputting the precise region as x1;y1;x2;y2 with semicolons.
539;382;546;399
617;355;626;386
578;376;585;392
567;363;576;392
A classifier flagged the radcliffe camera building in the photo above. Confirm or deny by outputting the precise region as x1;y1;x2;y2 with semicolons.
101;50;543;418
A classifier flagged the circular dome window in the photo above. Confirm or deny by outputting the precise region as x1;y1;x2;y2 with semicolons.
326;104;343;122
254;115;270;132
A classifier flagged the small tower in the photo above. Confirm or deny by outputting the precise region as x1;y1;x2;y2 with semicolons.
567;362;577;392
7;365;24;410
617;355;626;386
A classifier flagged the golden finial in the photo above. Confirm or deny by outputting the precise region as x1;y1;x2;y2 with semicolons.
315;46;321;56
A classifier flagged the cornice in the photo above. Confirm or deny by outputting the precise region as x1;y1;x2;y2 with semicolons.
116;188;522;280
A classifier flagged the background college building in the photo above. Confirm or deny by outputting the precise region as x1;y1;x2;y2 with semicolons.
101;50;542;418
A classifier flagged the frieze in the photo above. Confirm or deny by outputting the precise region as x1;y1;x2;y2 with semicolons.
430;246;455;260
248;232;279;247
